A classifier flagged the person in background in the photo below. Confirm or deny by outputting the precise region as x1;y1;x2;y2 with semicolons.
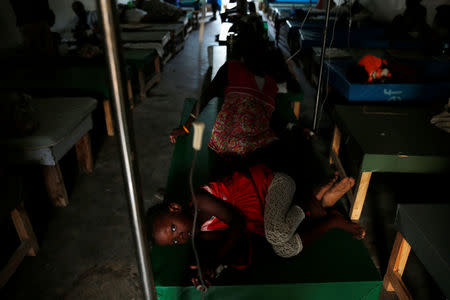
71;1;99;45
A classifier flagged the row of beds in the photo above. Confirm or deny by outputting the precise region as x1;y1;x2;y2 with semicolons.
263;1;450;300
152;4;383;300
0;7;199;289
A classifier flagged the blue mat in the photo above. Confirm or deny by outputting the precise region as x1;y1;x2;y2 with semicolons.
297;26;425;49
324;59;450;101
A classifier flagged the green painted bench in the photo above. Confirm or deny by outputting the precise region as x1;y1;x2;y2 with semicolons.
0;56;135;136
384;204;450;300
151;98;382;300
124;49;161;101
329;105;450;221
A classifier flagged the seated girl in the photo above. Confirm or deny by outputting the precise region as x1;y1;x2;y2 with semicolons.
147;164;365;288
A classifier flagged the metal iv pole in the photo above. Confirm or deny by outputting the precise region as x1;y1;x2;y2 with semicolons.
97;1;156;299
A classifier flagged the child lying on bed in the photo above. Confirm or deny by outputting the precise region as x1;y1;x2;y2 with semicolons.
147;164;365;288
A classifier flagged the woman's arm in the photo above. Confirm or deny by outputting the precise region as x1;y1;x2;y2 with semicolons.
170;63;227;143
185;63;227;128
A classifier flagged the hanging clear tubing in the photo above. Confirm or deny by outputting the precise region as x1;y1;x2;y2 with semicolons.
97;1;156;299
312;0;333;131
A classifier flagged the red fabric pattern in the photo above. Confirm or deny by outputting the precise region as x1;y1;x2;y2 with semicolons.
208;61;278;156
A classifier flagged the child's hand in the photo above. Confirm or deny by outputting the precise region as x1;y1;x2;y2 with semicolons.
170;127;187;143
190;265;216;289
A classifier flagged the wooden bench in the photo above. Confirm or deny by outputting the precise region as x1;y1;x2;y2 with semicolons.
150;98;382;300
329;105;450;221
384;204;450;300
1;97;97;207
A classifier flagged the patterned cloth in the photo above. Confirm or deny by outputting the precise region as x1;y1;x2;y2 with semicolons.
208;61;278;156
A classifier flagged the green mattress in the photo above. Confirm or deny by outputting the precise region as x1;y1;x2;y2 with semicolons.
153;98;382;300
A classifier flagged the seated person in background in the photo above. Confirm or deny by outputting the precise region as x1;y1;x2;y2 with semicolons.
140;0;185;23
170;20;304;170
147;164;365;288
71;1;99;45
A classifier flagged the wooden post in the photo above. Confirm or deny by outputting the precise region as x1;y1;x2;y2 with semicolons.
329;126;341;164
127;79;134;109
10;203;39;256
43;164;69;207
75;133;94;174
154;56;161;82
293;101;301;120
383;232;412;300
138;71;146;101
103;99;115;136
350;171;372;221
0;239;33;289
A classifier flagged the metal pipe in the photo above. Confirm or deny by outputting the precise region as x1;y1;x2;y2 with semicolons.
312;0;332;131
97;1;156;299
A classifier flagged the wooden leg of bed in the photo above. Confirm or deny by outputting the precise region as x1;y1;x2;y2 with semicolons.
43;164;69;207
76;133;93;174
154;56;161;82
293;101;301;120
103;99;115;136
127;79;134;109
138;71;146;101
329;126;341;164
350;171;372;221
0;239;33;289
383;232;412;299
10;203;39;256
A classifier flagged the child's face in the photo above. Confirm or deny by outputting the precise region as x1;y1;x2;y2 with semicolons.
153;203;193;246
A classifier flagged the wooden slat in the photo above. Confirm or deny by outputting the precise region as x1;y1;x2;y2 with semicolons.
385;271;413;300
10;204;39;256
293;101;301;120
0;239;32;289
138;71;146;101
127;79;134;109
384;232;412;291
43;164;69;207
350;171;372;221
154;56;161;81
329;126;341;164
103;99;115;136
75;133;94;174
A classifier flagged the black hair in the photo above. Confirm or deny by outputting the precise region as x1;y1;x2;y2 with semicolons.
346;64;369;83
248;2;256;14
146;202;171;243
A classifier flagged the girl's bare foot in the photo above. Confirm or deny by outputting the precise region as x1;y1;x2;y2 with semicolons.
331;214;366;239
314;172;338;201
341;221;366;240
322;177;355;208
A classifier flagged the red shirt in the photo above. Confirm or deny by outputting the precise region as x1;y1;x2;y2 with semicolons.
200;164;273;236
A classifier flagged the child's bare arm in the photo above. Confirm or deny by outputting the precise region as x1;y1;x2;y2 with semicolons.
194;190;246;262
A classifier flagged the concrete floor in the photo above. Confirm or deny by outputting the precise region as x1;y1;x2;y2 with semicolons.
1;17;447;300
